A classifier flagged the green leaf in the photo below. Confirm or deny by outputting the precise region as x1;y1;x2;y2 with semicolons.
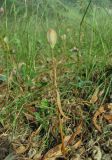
0;74;7;83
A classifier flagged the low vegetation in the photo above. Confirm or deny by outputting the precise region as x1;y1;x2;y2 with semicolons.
0;0;112;159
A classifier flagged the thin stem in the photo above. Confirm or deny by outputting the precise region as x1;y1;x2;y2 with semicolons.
79;0;92;43
51;48;66;155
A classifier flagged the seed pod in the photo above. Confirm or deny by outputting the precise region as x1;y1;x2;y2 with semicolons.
47;29;57;49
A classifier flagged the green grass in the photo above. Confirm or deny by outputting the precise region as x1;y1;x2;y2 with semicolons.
0;0;112;157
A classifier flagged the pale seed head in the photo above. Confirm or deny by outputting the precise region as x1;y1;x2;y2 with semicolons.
47;29;57;49
0;7;4;15
61;34;66;41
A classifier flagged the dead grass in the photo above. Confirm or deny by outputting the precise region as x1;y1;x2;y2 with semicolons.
0;1;112;159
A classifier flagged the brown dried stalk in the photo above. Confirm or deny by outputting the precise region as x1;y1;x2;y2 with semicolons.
47;29;69;156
